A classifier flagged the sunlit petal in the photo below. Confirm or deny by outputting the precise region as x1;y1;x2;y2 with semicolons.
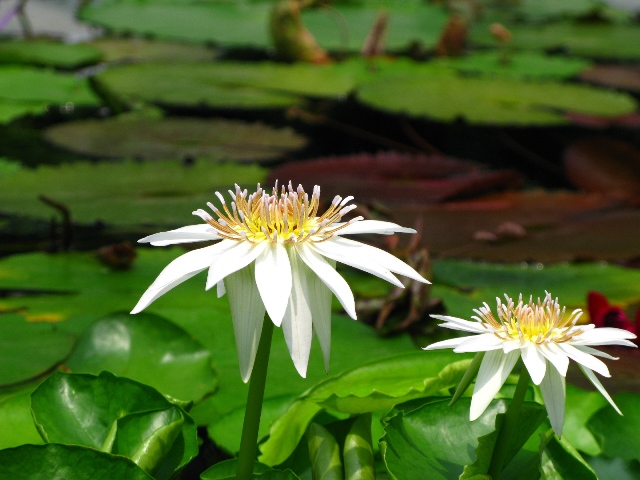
521;342;547;385
574;345;619;361
255;243;292;326
423;337;468;351
557;343;610;377
453;333;505;353
539;365;566;437
281;248;313;378
297;243;356;319
336;219;417;236
304;256;334;372
138;224;221;246
470;349;520;421
225;264;266;383
578;365;621;415
206;241;266;291
539;342;570;377
430;315;489;334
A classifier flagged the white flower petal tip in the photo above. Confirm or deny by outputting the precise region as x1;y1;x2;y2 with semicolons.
425;291;632;429
131;183;424;379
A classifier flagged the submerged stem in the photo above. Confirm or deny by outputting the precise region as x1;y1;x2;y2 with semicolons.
236;317;274;480
488;367;531;480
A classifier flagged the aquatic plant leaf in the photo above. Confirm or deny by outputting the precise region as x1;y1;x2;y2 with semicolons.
0;159;266;226
0;314;75;387
0;443;154;480
0;39;103;69
0;389;44;449
357;68;637;125
44;117;306;162
201;459;300;480
66;312;217;402
587;393;640;462
91;38;218;63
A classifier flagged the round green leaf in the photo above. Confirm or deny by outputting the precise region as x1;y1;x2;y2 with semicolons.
0;314;75;386
0;39;103;69
0;159;266;226
587;393;640;462
357;69;637;125
66;312;217;402
0;443;154;480
91;38;218;63
0;389;44;449
44;117;306;162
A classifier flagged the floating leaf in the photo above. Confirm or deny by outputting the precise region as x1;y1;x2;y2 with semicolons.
0;39;103;69
563;385;606;456
0;443;154;480
0;159;266;226
79;0;449;51
31;371;198;480
66;312;217;402
563;137;640;198
267;151;521;204
540;431;598;480
0;314;75;386
44;117;306;163
91;38;218;63
357;68;637;125
580;64;640;92
0;389;44;449
432;52;591;80
587;393;640;462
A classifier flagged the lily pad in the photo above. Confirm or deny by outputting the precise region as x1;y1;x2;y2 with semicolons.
471;22;640;60
0;159;266;226
432;51;591;80
66;312;217;402
0;65;100;124
356;68;637;125
44;117;306;162
0;443;154;480
579;64;640;92
0;39;103;69
79;0;449;51
587;393;640;462
91;38;219;63
93;60;367;110
0;389;44;449
0;314;75;386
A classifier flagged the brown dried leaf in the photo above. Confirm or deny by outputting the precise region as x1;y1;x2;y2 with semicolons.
580;64;640;92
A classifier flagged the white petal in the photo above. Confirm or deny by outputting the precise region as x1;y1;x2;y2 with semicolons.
574;345;619;361
578;364;622;415
254;243;292;326
470;349;520;421
205;241;266;291
217;281;226;298
330;237;429;284
571;327;637;346
310;241;404;288
557;343;611;378
453;333;505;353
304;256;334;372
138;224;221;246
430;315;490;334
539;342;569;377
131;242;234;314
297;244;356;319
225;264;266;383
521;342;546;385
423;337;468;350
539;364;566;437
281;248;313;378
336;219;416;236
502;340;523;354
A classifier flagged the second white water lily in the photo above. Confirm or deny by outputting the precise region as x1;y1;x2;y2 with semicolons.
132;182;428;381
424;292;637;436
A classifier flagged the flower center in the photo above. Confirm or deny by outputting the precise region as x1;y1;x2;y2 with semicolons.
194;182;362;244
474;293;584;344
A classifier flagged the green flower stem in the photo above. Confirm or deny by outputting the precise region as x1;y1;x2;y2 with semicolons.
236;317;275;480
488;367;531;480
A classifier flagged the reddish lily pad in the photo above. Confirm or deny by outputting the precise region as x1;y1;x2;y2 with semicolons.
579;64;640;92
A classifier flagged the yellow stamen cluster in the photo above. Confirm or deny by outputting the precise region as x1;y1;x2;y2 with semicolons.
473;292;584;344
194;182;362;244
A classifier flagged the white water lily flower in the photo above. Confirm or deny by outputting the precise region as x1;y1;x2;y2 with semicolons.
132;182;428;382
424;292;637;436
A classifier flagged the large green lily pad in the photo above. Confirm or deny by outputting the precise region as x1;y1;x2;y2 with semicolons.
91;38;219;63
0;314;75;387
79;0;449;51
0;66;100;124
44;117;306;162
66;312;217;402
93;60;367;110
0;389;44;449
0;39;103;69
471;22;640;60
356;67;637;125
0;159;266;226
